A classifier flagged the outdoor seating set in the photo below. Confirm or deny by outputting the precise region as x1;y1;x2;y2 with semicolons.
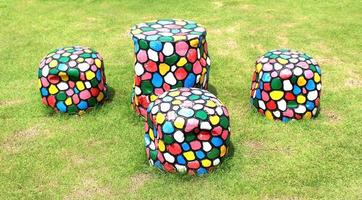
37;19;321;176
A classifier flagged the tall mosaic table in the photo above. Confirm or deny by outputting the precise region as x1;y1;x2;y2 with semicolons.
130;19;211;118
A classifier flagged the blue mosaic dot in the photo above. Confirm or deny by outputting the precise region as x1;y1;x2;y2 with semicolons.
154;160;163;169
211;137;223;147
150;41;162;51
306;101;315;110
147;102;154;112
163;96;173;102
255;89;262;99
96;70;102;81
282;117;291;123
306;80;316;90
144;134;150;146
133;38;139;52
41;87;48;96
74;88;79;94
58;63;67;71
56;101;67;112
153;127;158;138
262;73;271;82
259;81;264;89
77;101;88;110
184;73;196;87
181;143;190;151
162;121;174;134
152;73;163;87
196;150;205;159
196;168;208;176
176;155;186;165
293;85;301;95
178;108;194;118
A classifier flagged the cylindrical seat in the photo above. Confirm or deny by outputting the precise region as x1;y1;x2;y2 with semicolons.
130;19;211;118
38;46;108;113
144;88;230;175
250;49;322;122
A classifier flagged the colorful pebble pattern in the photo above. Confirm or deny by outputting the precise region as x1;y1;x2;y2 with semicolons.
250;49;322;122
145;88;230;175
130;19;210;118
38;46;108;113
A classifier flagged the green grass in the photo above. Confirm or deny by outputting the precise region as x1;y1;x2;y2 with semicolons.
0;0;361;199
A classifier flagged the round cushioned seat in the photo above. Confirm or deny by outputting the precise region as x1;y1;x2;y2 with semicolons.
130;19;211;118
38;46;108;113
250;49;322;122
144;87;230;175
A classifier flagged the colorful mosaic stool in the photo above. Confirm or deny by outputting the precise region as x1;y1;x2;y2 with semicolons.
250;49;322;122
38;46;108;114
145;88;230;175
130;19;211;118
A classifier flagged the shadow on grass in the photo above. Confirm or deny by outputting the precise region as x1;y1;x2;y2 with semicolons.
208;83;218;96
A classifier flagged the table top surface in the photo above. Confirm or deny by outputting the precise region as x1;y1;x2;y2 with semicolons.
130;19;206;42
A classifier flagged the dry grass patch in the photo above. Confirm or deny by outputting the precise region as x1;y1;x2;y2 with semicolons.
65;178;113;200
128;173;153;193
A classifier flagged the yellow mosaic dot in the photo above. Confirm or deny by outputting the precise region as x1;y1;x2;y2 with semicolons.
220;145;227;157
59;72;69;81
297;95;306;104
201;159;212;167
62;52;71;57
256;63;262;73
209;115;220;125
65;97;72;106
158;140;165;152
48;84;58;94
277;58;288;65
169;91;180;97
96;92;104;102
176;57;187;67
49;60;58;68
84;49;92;53
149;128;154;140
95;59;102;68
297;76;307;86
77;58;84;63
172;99;182;105
183;151;195;161
314;73;321;83
174;117;185;129
86;71;95;80
206;100;216;107
76;81;85;91
173;35;187;41
150;94;158;102
159;63;170;75
190;39;199;47
156;113;165;124
38;79;41;89
303;112;312;119
270;91;284;100
265;110;274;120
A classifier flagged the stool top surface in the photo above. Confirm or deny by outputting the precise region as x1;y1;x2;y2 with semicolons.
130;19;206;42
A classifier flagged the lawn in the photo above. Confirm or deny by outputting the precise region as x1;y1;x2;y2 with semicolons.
0;0;361;199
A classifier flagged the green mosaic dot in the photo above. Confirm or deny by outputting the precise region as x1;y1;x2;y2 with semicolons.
185;63;192;72
159;36;173;42
207;148;220;159
271;78;282;90
139;39;148;49
189;94;200;100
171;81;183;89
185;133;196;142
195;110;207;120
150;150;157;160
220;116;229;129
59;56;70;63
165;54;179;66
80;53;91;58
141;81;153;95
290;76;298;84
68;105;77;113
56;91;67;101
38;69;42;78
287;101;298;108
88;97;96;107
68;68;80;81
49;68;59;75
164;135;174;144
